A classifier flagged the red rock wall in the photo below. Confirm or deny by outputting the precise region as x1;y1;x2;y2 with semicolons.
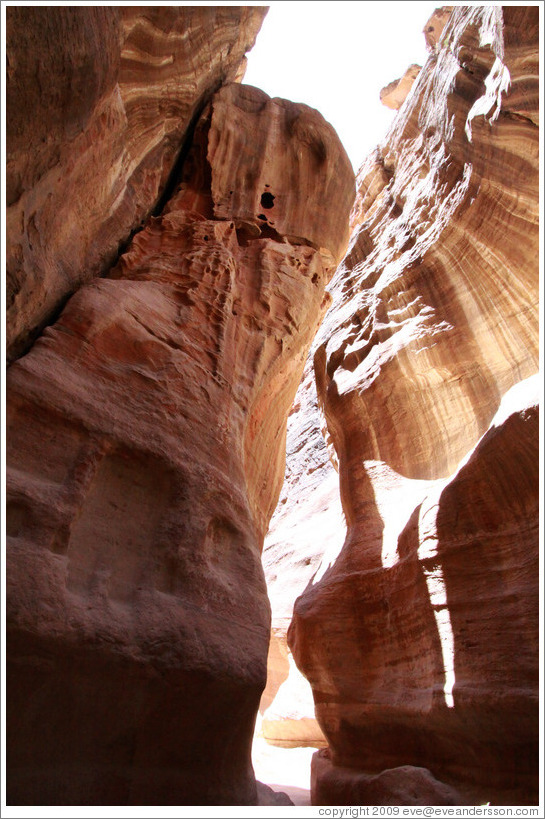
6;5;267;362
287;5;539;806
5;23;355;806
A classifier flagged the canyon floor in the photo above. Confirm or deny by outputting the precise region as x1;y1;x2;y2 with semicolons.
253;737;315;806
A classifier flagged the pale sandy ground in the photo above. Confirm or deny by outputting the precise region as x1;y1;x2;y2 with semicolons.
252;736;317;806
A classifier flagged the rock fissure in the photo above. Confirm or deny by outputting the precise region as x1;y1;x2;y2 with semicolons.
151;89;221;219
498;108;539;128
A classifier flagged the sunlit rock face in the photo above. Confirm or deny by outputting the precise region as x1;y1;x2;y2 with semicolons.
6;5;267;363
260;650;327;748
423;5;454;53
6;79;355;805
380;64;421;111
288;5;539;806
258;357;345;746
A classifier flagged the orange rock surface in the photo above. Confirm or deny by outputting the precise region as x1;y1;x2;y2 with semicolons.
6;78;355;805
287;5;539;806
6;5;267;362
380;65;422;111
423;6;454;53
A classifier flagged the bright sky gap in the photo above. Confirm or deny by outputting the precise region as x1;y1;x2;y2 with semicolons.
244;1;440;172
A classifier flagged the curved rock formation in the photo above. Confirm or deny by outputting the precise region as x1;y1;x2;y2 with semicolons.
423;6;454;53
288;5;539;806
6;73;355;806
6;5;267;362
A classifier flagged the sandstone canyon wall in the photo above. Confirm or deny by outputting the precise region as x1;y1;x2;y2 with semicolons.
5;7;356;806
6;5;266;362
274;4;539;807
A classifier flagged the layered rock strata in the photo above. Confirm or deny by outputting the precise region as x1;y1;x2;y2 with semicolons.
287;5;539;805
6;5;267;362
6;79;355;805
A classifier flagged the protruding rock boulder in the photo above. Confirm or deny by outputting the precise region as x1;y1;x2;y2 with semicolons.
380;64;421;110
208;84;354;265
312;751;461;806
423;6;454;52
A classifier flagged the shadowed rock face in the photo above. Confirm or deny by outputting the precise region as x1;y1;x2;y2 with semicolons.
6;58;355;809
312;751;462;806
291;379;539;805
6;5;267;362
285;5;539;806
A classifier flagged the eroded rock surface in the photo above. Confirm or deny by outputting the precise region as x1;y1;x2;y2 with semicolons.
286;5;539;806
380;65;421;111
312;751;461;806
423;6;454;52
6;80;355;805
6;5;267;362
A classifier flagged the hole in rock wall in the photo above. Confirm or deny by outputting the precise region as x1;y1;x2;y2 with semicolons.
260;191;275;209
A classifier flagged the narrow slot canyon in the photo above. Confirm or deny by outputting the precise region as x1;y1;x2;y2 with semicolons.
3;3;540;812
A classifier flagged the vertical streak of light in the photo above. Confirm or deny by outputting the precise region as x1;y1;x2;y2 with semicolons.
422;566;455;708
418;496;456;708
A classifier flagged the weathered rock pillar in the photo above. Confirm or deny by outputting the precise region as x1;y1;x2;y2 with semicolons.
6;81;354;805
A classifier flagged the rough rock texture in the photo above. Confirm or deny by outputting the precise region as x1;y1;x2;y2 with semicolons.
208;84;352;266
312;751;461;806
380;65;422;111
423;6;454;52
293;378;539;805
6;77;355;805
256;782;294;806
287;5;539;806
6;5;267;362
